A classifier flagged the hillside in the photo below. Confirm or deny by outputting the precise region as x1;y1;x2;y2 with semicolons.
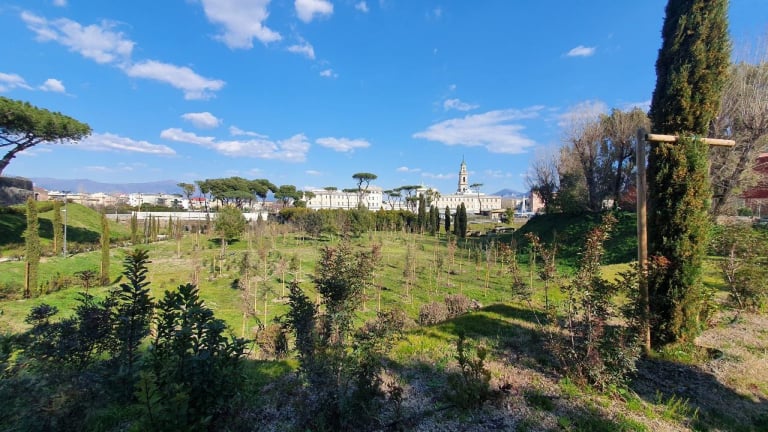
0;202;131;252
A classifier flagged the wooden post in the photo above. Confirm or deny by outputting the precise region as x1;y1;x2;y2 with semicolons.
636;128;651;355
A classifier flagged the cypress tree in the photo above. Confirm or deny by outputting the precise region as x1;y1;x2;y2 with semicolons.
444;205;451;234
453;205;461;236
130;213;138;244
23;197;40;298
458;203;468;238
100;213;111;285
417;195;426;233
647;0;730;345
52;200;63;255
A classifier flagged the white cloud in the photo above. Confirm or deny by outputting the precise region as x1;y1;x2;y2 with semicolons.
21;11;225;99
39;78;66;92
396;166;421;173
182;112;221;129
557;100;608;127
443;98;478;112
160;128;216;146
287;40;315;59
295;0;333;23
75;132;176;154
431;7;443;19
229;126;268;138
305;169;322;175
448;83;456;92
124;60;225;100
422;172;454;180
413;107;543;154
162;127;310;162
0;72;32;92
52;0;67;6
484;169;513;179
622;100;651;112
355;1;369;13
319;68;337;78
200;0;282;48
566;45;596;57
21;11;134;64
316;137;371;152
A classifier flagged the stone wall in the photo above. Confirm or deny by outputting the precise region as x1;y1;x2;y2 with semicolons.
0;176;34;206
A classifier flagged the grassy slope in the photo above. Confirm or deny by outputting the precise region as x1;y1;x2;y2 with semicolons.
2;211;762;430
0;202;130;252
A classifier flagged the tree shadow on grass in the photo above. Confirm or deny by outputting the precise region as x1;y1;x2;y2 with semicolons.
630;357;768;431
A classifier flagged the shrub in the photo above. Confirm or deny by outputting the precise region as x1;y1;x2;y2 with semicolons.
546;213;640;390
444;294;471;318
255;323;288;359
446;331;492;409
419;301;448;325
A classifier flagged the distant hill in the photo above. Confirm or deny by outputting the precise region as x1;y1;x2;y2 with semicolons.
32;178;182;194
493;188;526;197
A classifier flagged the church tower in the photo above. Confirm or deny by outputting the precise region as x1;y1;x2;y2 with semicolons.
457;158;469;193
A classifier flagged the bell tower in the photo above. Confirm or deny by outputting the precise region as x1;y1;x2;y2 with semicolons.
457;157;469;193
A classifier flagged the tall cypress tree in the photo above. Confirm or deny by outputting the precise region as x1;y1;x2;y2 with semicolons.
444;205;451;234
458;203;468;238
52;200;63;255
100;213;111;286
647;0;730;345
24;197;40;298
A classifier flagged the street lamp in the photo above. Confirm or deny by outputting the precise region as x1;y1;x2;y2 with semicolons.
62;190;70;257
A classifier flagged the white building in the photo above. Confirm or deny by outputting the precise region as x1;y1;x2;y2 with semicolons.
304;160;502;214
305;187;383;211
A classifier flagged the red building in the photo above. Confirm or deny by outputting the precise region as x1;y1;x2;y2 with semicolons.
743;153;768;216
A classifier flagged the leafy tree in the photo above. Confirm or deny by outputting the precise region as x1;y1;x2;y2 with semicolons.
23;196;39;298
100;213;110;285
274;184;302;208
0;97;92;175
177;182;196;206
352;172;377;207
647;0;730;346
214;206;246;253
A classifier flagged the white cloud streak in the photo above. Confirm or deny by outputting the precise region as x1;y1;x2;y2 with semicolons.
124;61;225;100
295;0;333;23
319;68;337;78
316;137;371;152
52;0;67;6
21;11;134;64
74;132;176;155
21;11;226;99
287;40;316;59
200;0;282;48
443;98;478;112
413;107;543;154
0;73;32;92
161;128;309;162
566;45;596;57
557;100;608;127
182;112;221;129
355;1;369;13
39;78;66;92
396;166;421;173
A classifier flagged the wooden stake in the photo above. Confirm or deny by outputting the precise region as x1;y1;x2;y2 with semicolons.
636;128;651;355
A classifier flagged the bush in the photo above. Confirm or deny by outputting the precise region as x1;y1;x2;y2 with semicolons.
419;301;448;325
444;294;471;318
445;331;492;409
255;323;288;359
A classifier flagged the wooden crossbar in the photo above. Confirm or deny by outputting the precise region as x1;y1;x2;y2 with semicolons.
645;133;735;147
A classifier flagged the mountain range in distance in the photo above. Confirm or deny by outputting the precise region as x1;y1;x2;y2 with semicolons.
31;177;528;198
32;178;183;195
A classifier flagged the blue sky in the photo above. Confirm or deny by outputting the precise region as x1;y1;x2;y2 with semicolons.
2;1;766;195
